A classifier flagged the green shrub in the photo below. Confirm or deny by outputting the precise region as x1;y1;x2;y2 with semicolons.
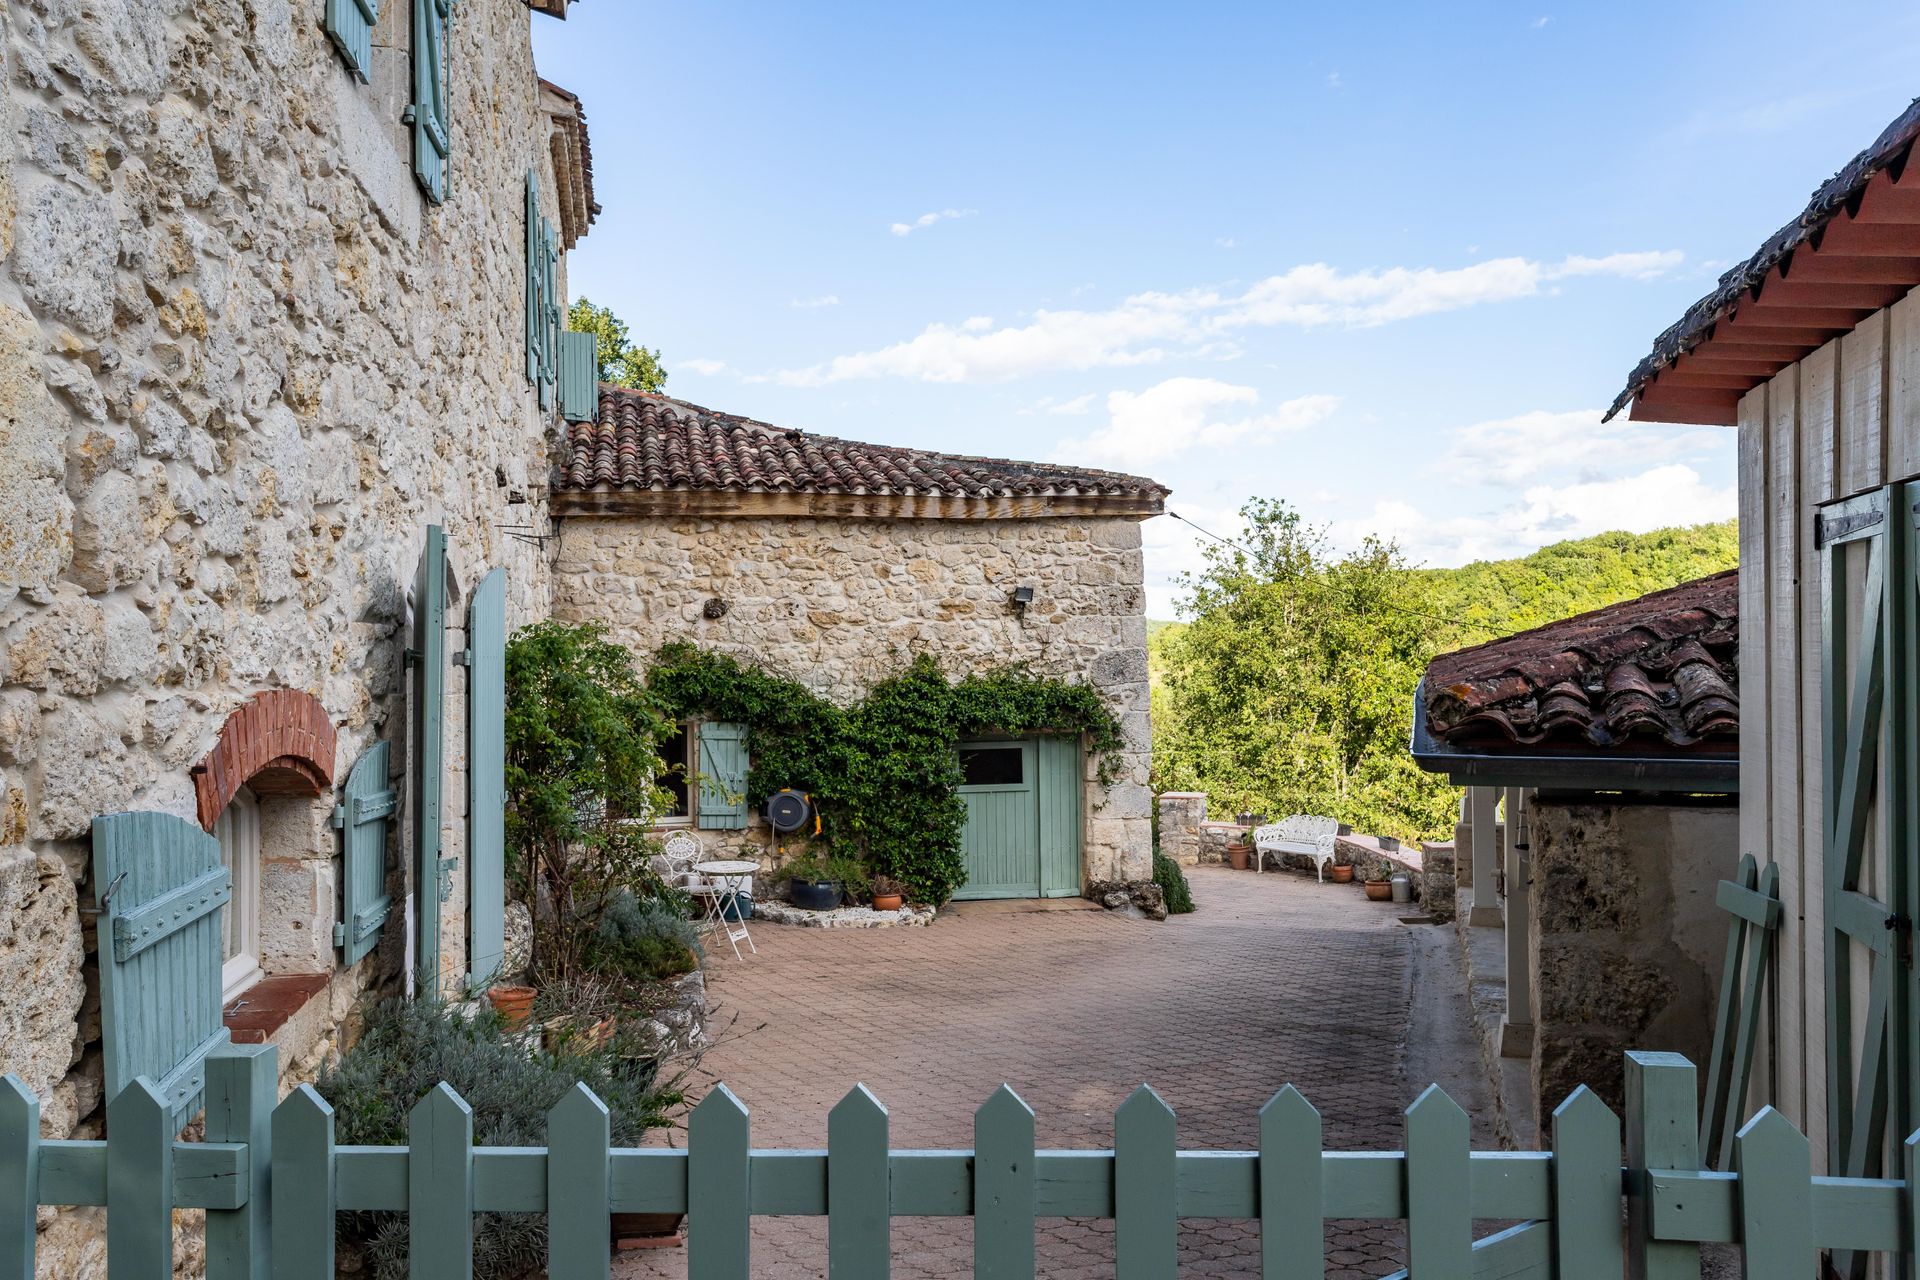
584;889;701;982
317;996;678;1280
1153;850;1194;915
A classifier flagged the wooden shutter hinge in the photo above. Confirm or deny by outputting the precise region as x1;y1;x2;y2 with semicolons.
404;647;421;668
402;105;418;125
331;803;348;830
453;649;471;667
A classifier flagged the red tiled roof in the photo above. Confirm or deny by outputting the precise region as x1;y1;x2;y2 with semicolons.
558;389;1170;504
1422;571;1738;753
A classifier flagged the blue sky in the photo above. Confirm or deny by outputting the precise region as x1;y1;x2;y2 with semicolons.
532;3;1920;618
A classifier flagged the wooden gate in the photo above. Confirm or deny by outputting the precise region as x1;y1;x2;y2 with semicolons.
955;740;1039;899
5;1044;1919;1280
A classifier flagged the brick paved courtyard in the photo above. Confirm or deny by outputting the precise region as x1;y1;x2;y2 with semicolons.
619;866;1423;1278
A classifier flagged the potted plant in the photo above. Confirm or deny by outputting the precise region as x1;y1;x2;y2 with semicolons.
1329;862;1354;884
1225;836;1252;871
777;847;871;911
870;874;904;912
1363;864;1394;901
486;983;536;1030
1379;835;1400;852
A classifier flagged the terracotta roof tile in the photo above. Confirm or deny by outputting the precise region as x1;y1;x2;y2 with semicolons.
1422;570;1738;754
559;388;1170;503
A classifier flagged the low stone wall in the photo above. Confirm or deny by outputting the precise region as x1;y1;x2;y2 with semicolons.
1418;842;1457;923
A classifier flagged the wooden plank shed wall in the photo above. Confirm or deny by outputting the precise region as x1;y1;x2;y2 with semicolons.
1739;293;1920;1172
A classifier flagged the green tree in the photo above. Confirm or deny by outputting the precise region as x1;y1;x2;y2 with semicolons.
567;297;668;392
1152;499;1456;842
504;620;674;977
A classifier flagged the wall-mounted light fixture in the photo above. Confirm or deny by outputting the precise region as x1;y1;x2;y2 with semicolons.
1009;585;1035;614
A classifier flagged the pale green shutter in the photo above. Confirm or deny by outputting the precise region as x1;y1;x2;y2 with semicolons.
412;526;448;995
466;568;507;985
324;0;380;79
696;722;749;830
540;219;560;410
410;0;451;203
333;741;396;966
559;330;598;422
525;173;541;386
91;812;232;1126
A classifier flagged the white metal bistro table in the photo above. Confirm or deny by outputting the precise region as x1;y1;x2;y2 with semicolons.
694;859;759;960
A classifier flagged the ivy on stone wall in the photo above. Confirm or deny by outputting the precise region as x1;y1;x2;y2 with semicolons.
647;644;1125;905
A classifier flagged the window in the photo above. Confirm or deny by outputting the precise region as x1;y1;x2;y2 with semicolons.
961;746;1025;787
214;786;263;1002
659;722;692;823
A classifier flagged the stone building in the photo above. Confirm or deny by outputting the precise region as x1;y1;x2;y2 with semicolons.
1411;572;1740;1135
1608;95;1920;1179
552;388;1167;898
0;1;598;1271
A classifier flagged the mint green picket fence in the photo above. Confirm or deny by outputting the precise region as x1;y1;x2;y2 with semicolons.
0;1042;1909;1279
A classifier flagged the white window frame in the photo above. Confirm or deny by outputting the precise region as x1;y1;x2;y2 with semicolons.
215;785;263;1002
656;720;696;827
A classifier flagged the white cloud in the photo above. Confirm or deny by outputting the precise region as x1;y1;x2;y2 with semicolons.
1531;15;1551;29
790;294;841;309
775;250;1683;385
1019;392;1096;416
1326;71;1342;89
1330;464;1737;567
681;357;728;376
1215;236;1238;249
889;208;977;237
1143;503;1249;618
1056;377;1341;470
1436;409;1724;486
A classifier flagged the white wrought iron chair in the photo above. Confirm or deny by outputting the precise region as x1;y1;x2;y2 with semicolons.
1252;816;1341;880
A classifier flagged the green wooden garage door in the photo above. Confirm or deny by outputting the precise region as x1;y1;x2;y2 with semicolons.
955;737;1082;900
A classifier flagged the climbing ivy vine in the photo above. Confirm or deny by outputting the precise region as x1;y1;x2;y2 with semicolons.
646;644;1125;905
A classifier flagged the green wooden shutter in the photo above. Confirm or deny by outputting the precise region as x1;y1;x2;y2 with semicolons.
696;722;749;830
558;331;598;423
412;526;448;996
410;0;451;203
539;219;560;411
466;567;506;985
525;173;541;387
324;0;380;80
91;812;232;1126
1816;485;1909;1224
333;741;396;966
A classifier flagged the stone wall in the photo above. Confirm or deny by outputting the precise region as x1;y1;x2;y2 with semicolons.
554;513;1155;886
0;2;569;1271
1527;798;1739;1125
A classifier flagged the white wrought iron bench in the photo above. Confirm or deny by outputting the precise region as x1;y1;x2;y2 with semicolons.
1252;816;1341;880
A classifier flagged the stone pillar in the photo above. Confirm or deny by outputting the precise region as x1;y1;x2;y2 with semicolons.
1467;786;1502;927
1500;786;1534;1059
1156;792;1207;865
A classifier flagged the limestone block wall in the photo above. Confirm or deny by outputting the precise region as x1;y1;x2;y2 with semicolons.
0;2;568;1266
553;513;1155;885
1527;798;1739;1126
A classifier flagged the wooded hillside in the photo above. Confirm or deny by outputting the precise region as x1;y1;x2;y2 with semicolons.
1148;516;1738;841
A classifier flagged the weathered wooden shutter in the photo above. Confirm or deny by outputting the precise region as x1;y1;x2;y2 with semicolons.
333;741;396;966
409;0;451;203
525;172;542;386
324;0;380;80
539;218;560;411
91;812;232;1126
1816;484;1912;1241
558;330;598;423
696;722;749;830
466;567;507;985
412;526;448;996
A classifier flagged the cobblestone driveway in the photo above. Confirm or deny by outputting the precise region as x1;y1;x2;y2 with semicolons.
620;866;1416;1278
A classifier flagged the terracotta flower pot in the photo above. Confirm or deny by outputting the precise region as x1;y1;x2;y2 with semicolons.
871;893;904;912
1226;842;1251;871
1329;864;1354;884
1364;880;1393;902
487;984;536;1031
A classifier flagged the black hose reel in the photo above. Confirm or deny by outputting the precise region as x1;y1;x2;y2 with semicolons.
764;789;818;836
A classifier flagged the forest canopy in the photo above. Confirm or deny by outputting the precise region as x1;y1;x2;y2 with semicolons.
1148;507;1738;842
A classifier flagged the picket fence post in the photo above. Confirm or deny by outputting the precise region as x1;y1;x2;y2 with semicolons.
107;1077;174;1280
688;1084;750;1280
1405;1086;1471;1276
410;1084;474;1280
1734;1108;1813;1280
204;1043;276;1280
547;1083;611;1280
1114;1084;1177;1279
1551;1085;1623;1280
0;1078;38;1280
1259;1085;1322;1280
1626;1051;1702;1280
271;1085;336;1280
830;1085;890;1278
974;1085;1035;1280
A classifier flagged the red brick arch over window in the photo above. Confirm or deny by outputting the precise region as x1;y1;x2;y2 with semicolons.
191;690;338;830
